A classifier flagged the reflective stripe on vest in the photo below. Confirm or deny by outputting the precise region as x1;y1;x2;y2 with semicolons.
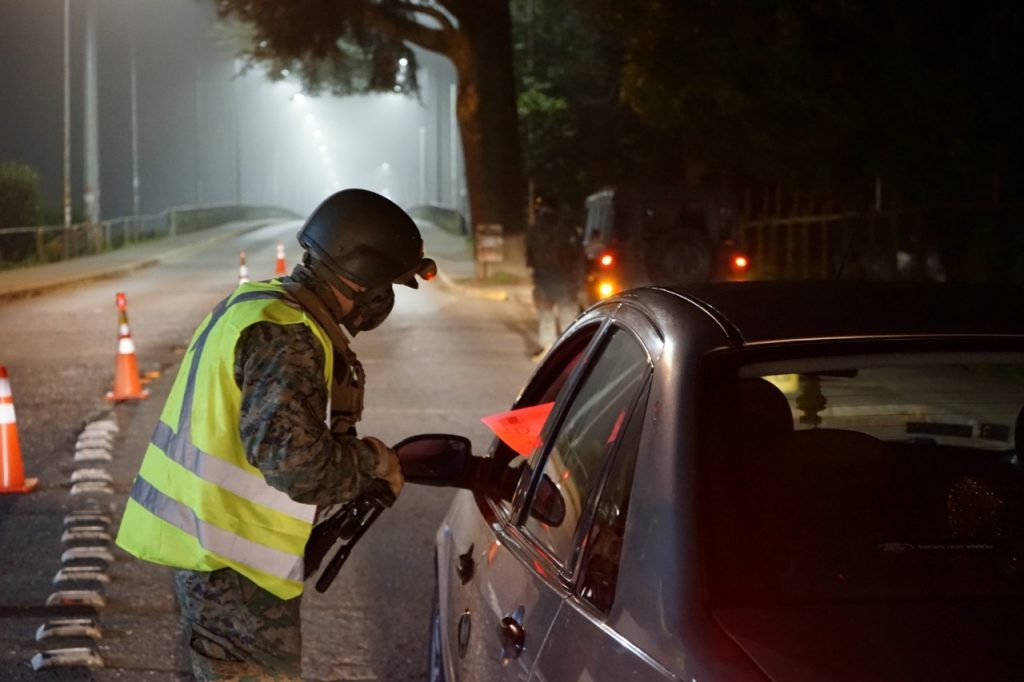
131;476;306;583
117;284;331;598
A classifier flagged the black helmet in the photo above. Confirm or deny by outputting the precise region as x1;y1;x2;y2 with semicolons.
297;189;432;288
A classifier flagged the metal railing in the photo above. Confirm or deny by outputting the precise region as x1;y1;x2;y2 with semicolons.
738;204;1024;284
0;203;297;269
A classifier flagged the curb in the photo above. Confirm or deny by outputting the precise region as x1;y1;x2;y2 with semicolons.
434;266;532;303
0;219;280;301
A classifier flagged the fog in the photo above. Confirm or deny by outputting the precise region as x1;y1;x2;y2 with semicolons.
0;0;464;220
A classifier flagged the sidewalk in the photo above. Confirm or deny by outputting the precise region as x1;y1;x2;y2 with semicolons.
0;216;534;306
0;219;283;300
415;219;533;305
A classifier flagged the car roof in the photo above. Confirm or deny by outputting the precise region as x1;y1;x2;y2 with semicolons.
633;281;1024;344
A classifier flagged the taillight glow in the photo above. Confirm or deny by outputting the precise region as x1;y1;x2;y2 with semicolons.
733;255;749;270
597;280;617;299
599;253;614;268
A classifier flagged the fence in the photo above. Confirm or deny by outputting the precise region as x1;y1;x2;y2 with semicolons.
0;204;297;269
738;203;1024;284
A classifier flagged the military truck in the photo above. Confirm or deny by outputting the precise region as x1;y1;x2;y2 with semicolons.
581;185;750;301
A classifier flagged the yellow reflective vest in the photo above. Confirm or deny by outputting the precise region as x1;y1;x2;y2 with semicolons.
115;280;333;600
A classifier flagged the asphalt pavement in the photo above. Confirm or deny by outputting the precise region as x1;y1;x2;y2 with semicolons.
0;216;537;679
0;217;534;306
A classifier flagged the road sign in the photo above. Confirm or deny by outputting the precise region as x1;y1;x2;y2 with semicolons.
475;223;504;264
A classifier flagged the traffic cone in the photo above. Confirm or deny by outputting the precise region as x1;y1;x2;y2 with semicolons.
105;292;149;402
275;241;287;276
0;366;37;494
239;250;250;285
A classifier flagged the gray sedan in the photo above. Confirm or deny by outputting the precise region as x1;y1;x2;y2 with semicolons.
426;281;1024;682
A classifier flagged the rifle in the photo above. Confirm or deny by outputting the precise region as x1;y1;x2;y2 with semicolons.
304;478;396;593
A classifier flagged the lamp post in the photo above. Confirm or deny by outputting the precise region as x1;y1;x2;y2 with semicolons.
83;0;100;224
130;30;140;219
62;0;71;237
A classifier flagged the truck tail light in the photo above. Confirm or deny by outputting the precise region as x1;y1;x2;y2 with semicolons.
598;252;615;268
597;279;617;299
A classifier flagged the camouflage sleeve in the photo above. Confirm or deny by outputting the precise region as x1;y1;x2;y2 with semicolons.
234;321;379;506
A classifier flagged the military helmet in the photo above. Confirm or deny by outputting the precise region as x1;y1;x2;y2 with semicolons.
297;189;429;288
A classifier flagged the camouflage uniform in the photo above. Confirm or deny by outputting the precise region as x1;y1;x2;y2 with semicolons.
176;266;378;681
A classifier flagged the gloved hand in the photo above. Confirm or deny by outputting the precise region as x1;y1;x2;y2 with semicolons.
362;436;404;500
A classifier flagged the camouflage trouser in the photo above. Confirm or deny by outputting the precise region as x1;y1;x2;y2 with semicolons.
533;288;580;351
174;568;302;681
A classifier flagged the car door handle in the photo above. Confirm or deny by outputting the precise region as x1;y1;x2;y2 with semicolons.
498;605;526;662
457;610;472;659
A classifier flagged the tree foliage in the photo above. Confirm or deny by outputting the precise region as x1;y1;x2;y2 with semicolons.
605;0;1024;205
514;0;1024;211
512;0;683;222
213;1;421;96
0;160;41;228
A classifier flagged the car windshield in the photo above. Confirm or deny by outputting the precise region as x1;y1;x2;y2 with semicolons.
707;351;1024;607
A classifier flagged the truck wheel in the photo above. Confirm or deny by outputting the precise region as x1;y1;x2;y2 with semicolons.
646;228;713;284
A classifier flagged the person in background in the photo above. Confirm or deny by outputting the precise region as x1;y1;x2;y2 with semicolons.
527;195;585;359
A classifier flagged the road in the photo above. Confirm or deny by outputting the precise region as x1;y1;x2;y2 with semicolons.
0;220;538;680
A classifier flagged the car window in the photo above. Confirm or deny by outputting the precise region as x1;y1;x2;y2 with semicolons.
709;352;1024;606
489;323;600;520
576;386;648;613
522;326;649;565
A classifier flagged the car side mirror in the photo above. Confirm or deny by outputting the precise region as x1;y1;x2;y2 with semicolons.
530;473;566;527
393;433;473;487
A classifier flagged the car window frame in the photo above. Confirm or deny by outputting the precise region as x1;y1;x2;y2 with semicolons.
569;378;651;610
482;318;607;524
509;306;661;587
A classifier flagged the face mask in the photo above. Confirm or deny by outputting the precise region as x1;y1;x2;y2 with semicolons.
341;284;395;335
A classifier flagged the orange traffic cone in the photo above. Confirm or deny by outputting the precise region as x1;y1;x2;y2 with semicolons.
274;241;287;276
105;292;149;402
239;250;250;285
0;366;37;494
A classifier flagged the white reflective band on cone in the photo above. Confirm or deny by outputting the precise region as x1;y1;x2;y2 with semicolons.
0;403;15;423
118;337;136;354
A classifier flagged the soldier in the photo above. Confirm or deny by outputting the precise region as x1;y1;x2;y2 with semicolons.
527;195;584;358
115;189;437;680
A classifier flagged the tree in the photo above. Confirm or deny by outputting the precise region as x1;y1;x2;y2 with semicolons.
212;0;528;261
511;0;686;225
0;160;41;228
602;0;1024;206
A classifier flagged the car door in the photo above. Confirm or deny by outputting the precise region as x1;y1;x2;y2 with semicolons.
441;311;655;680
526;305;666;681
439;319;601;682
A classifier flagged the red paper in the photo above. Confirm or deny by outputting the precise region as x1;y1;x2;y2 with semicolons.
481;402;555;457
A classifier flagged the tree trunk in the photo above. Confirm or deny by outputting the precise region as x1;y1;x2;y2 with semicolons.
450;1;527;269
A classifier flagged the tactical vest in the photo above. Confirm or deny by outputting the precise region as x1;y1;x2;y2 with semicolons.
115;280;360;600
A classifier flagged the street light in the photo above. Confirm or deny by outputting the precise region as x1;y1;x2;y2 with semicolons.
63;0;71;234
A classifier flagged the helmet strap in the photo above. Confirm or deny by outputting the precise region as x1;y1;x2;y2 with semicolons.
301;254;349;323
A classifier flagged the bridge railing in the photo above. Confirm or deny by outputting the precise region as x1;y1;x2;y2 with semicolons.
0;204;297;269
